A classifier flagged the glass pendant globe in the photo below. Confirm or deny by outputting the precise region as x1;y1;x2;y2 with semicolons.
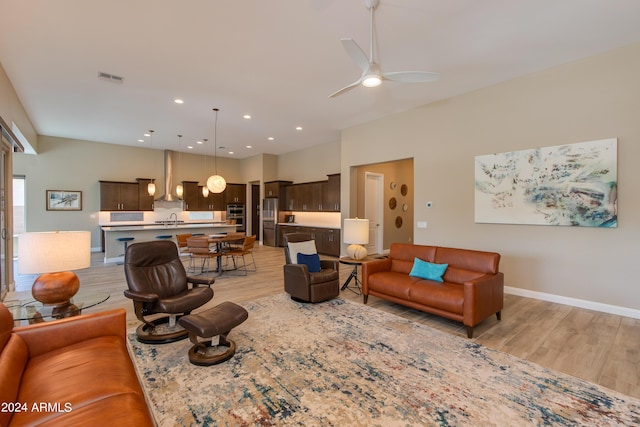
147;182;156;196
202;186;209;197
176;184;184;198
207;175;227;193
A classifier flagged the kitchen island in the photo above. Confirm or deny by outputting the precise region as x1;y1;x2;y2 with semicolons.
101;222;238;263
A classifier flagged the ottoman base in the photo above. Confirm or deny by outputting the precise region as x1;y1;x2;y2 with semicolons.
178;301;248;366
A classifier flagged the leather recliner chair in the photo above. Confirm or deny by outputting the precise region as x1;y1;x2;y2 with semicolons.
283;233;340;303
124;240;215;343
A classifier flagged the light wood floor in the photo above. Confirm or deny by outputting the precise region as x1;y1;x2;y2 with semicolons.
5;243;639;399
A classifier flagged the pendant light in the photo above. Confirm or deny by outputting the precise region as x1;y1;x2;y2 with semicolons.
206;108;227;194
175;135;184;198
202;138;210;197
147;130;156;196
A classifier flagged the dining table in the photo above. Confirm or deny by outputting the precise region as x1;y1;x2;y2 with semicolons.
203;233;246;274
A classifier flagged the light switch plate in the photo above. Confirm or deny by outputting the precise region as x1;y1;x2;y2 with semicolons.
417;221;427;229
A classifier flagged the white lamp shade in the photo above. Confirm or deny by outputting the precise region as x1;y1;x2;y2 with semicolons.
18;231;91;274
343;218;370;245
176;184;184;198
202;186;210;197
207;174;227;194
147;182;156;196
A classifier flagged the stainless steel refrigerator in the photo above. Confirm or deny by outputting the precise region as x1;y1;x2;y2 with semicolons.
262;198;278;246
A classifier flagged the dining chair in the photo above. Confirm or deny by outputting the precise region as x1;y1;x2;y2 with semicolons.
223;235;257;276
186;236;222;274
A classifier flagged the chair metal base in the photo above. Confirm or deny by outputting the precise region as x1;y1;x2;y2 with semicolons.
135;316;188;344
187;336;237;366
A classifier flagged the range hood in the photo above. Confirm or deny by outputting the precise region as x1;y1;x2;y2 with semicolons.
154;150;183;209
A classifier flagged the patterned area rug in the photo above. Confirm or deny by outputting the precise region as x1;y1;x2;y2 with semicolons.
128;294;640;426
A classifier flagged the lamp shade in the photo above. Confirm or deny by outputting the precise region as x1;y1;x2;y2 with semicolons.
343;218;370;245
18;231;91;274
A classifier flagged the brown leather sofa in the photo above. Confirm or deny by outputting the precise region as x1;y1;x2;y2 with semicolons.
362;243;504;338
0;303;154;426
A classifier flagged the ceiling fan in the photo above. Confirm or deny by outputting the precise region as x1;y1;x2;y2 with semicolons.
329;0;440;98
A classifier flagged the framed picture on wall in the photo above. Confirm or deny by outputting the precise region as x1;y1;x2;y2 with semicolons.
46;190;82;211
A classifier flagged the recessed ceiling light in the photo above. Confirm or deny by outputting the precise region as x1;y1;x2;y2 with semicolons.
144;133;150;137
296;126;302;131
187;146;193;149
246;145;252;149
174;99;184;104
268;137;274;141
243;114;251;119
228;151;234;155
196;140;203;145
138;139;144;143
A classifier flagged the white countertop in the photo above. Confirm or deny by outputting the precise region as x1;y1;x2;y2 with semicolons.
101;222;236;231
277;223;340;229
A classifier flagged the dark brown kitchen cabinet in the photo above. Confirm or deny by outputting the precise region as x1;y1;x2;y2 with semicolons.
265;180;292;210
136;178;155;211
285;182;323;211
183;181;227;211
283;174;340;212
278;224;340;257
323;174;340;212
99;181;139;211
181;181;199;211
207;190;224;211
224;183;246;205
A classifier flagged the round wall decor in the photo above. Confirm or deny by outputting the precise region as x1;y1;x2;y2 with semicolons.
395;216;403;228
390;182;397;190
400;184;408;196
388;197;397;209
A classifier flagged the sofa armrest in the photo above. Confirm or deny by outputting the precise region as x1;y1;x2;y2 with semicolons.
463;272;504;327
14;309;127;358
187;275;215;287
362;258;392;294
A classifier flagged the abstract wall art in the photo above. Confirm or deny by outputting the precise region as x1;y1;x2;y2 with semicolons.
475;138;617;227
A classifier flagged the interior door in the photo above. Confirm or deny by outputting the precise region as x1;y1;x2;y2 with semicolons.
0;136;11;298
251;183;260;237
364;172;383;255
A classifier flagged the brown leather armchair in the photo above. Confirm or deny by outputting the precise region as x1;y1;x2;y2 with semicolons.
124;240;215;343
283;233;340;303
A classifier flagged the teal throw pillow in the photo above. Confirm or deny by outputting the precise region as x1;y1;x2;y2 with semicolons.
297;253;321;273
409;257;448;282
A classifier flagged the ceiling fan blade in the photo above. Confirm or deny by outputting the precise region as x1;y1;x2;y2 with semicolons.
328;79;362;98
383;71;440;83
340;38;370;72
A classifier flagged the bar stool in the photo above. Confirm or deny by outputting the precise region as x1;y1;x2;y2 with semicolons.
116;237;135;264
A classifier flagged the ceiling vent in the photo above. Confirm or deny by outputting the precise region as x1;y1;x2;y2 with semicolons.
98;71;124;84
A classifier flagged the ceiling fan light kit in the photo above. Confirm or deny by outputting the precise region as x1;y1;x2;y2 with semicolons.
330;0;439;98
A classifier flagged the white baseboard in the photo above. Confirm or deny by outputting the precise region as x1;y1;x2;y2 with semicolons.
504;286;640;320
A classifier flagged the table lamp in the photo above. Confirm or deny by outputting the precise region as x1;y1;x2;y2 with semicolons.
18;231;91;306
343;218;370;260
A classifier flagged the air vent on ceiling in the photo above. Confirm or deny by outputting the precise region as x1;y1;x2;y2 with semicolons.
98;71;124;84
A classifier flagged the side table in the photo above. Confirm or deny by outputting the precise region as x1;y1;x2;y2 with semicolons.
339;256;377;295
4;291;110;325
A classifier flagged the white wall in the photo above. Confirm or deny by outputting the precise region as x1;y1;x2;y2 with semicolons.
342;43;640;312
277;140;341;183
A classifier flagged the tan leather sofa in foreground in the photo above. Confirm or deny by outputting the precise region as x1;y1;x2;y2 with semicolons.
0;303;154;426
